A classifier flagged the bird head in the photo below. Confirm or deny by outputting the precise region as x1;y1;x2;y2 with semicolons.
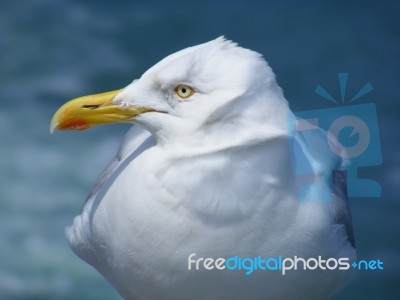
51;37;289;147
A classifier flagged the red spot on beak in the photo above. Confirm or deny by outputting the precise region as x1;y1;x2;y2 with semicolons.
59;119;90;131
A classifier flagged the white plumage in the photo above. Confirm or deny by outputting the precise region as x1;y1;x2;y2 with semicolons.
62;37;355;299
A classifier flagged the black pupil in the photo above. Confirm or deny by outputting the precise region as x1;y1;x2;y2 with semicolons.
181;88;187;94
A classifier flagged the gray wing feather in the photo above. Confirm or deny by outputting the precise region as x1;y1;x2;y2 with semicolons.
332;169;356;248
296;123;356;249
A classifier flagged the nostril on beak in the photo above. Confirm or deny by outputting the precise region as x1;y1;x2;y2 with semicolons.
82;105;100;109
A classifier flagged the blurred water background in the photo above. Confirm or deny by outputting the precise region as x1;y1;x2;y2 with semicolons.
0;0;399;299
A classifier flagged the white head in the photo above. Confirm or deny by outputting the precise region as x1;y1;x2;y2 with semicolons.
51;37;291;150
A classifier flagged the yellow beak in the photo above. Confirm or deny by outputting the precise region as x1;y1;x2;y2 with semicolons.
50;89;154;133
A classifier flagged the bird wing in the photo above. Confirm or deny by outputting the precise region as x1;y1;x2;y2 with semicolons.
331;169;355;248
295;126;356;249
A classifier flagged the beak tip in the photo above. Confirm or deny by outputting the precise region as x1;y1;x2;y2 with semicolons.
50;120;58;134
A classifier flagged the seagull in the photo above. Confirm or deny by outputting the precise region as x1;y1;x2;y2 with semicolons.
51;37;356;300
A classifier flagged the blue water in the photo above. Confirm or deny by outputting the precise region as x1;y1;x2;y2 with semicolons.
0;0;399;299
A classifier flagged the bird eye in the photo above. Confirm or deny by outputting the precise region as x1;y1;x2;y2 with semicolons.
174;84;195;100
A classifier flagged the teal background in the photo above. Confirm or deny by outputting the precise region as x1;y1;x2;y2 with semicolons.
0;0;399;299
